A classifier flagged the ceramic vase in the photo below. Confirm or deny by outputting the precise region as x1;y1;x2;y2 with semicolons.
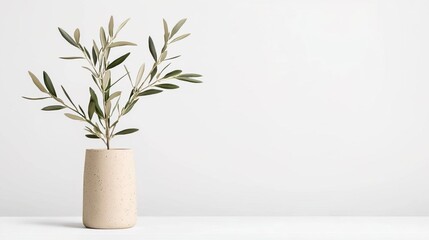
83;149;137;229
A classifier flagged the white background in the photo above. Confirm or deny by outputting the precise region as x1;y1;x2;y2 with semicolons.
1;0;429;216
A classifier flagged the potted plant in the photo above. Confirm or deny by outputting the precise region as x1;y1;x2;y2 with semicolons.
23;16;202;229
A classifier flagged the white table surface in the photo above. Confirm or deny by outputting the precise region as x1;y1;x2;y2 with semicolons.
1;217;429;240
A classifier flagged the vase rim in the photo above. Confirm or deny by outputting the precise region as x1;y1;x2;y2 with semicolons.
86;148;132;151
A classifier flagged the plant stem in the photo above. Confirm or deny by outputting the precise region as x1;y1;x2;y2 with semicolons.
103;88;110;149
105;123;110;149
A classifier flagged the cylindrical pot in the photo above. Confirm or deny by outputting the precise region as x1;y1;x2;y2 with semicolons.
83;149;137;229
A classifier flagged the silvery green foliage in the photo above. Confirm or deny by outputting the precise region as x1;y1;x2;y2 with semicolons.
23;17;202;149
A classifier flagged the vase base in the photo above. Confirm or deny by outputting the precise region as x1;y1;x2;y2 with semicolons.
83;221;136;229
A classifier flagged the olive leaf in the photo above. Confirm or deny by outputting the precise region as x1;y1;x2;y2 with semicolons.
105;100;112;117
61;86;76;108
100;27;107;47
170;18;187;39
42;105;65;111
83;47;91;60
85;134;99;139
82;66;97;77
88;100;95;120
43;71;57;97
175;77;203;83
138;89;163;96
136;63;145;86
115;18;130;37
91;47;97;65
148;36;157;61
106;52;130;70
79;105;86;117
89;87;104;118
22;96;50;100
165;55;181;61
114;128;139;136
110;41;137;48
28;71;48;93
93;41;99;58
74;28;80;43
65;113;85;121
58;28;78;48
123;98;139;115
170;33;190;43
163;19;169;42
108;16;114;37
107;91;121;102
164;70;182;78
150;66;158;82
60;56;84;60
160;51;168;61
180;73;202;78
156;84;179;89
157;63;171;78
102;70;111;90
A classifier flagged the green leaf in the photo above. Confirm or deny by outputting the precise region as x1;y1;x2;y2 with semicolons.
91;46;97;65
138;89;163;96
79;105;86;117
163;19;169;42
102;70;111;90
93;125;102;135
148;36;157;61
89;87;103;118
179;73;202;78
43;71;57;97
176;77;203;83
156;84;179;89
22;96;50;100
85;72;97;84
74;28;80;43
93;41;99;59
28;71;48;93
84;47;91;61
41;105;65;111
105;100;112;117
109;41;137;48
64;113;85;121
61;85;76;108
165;55;181;61
100;27;107;47
160;51;168;61
108;16;114;37
164;70;182;78
150;66;158;82
88;100;95;120
114;128;139;136
115;18;130;37
136;63;145;86
170;18;187;39
107;91;121;102
106;52;130;70
158;63;171;78
59;56;84;60
170;33;190;43
82;66;96;76
85;134;99;139
89;88;98;105
58;28;78;48
110;120;119;128
123;98;139;115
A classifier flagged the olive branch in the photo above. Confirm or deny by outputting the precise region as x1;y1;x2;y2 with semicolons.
23;17;202;149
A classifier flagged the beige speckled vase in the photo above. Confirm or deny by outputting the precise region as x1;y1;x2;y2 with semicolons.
83;149;137;229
